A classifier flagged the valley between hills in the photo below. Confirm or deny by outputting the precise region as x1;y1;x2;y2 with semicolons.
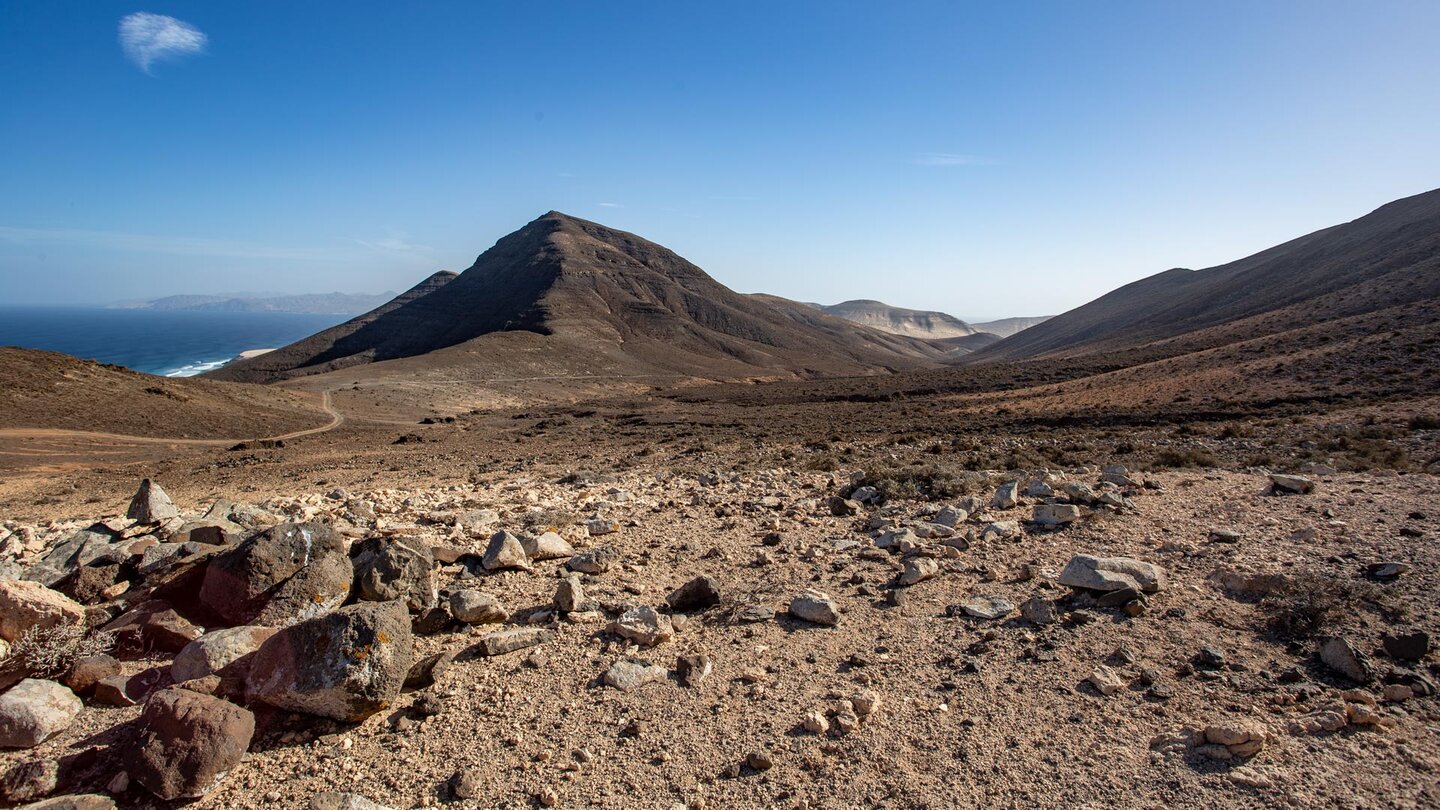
0;191;1436;809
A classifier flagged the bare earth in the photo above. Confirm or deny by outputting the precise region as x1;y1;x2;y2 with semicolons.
0;362;1436;809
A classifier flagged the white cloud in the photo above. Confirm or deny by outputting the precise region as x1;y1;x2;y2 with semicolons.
597;202;622;208
914;152;991;167
118;12;207;74
357;235;432;252
0;225;322;261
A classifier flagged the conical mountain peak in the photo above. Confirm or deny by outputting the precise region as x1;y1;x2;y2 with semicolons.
209;213;945;384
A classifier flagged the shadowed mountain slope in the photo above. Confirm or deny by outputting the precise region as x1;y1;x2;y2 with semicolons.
209;213;945;385
970;188;1440;362
202;271;459;384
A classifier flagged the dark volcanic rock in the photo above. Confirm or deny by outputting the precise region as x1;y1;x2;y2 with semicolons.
22;525;124;588
245;601;413;722
204;214;943;386
199;522;352;626
666;576;722;612
350;537;436;612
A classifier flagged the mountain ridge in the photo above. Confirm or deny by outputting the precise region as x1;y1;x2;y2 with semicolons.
968;187;1440;362
207;213;946;385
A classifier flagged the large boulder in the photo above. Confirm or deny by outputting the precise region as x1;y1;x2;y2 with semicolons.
245;601;413;722
0;582;85;643
171;626;276;683
350;537;436;612
125;687;254;800
126;479;181;525
200;523;352;626
1057;554;1166;593
0;680;81;749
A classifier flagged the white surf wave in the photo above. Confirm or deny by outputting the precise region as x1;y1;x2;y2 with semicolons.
163;358;230;377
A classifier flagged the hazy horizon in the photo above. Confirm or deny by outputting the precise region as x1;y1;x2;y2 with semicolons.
3;2;1438;318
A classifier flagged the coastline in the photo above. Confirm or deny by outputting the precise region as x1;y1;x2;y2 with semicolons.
163;347;276;378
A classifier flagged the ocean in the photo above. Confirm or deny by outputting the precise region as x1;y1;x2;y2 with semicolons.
0;307;347;377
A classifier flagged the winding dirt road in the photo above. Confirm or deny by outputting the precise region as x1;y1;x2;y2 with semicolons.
0;390;345;448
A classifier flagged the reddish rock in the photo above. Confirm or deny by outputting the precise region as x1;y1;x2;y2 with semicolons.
61;655;121;696
125;688;254;800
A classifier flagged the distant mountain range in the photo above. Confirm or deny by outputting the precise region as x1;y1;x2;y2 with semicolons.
968;316;1052;338
803;300;1050;341
115;291;397;315
805;299;979;339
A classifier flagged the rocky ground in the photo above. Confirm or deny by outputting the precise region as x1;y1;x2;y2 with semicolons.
0;455;1435;809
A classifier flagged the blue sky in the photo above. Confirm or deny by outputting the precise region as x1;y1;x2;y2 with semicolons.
2;2;1437;319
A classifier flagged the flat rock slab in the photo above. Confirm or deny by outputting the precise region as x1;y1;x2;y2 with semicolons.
471;628;554;657
1032;503;1081;527
604;660;668;692
521;532;575;561
1057;554;1166;593
1269;474;1315;494
310;794;397;810
956;596;1015;620
1320;636;1374;683
14;796;117;809
611;606;674;647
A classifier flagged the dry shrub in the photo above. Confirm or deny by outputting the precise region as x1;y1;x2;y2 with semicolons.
10;624;114;677
847;463;982;502
1260;571;1375;640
